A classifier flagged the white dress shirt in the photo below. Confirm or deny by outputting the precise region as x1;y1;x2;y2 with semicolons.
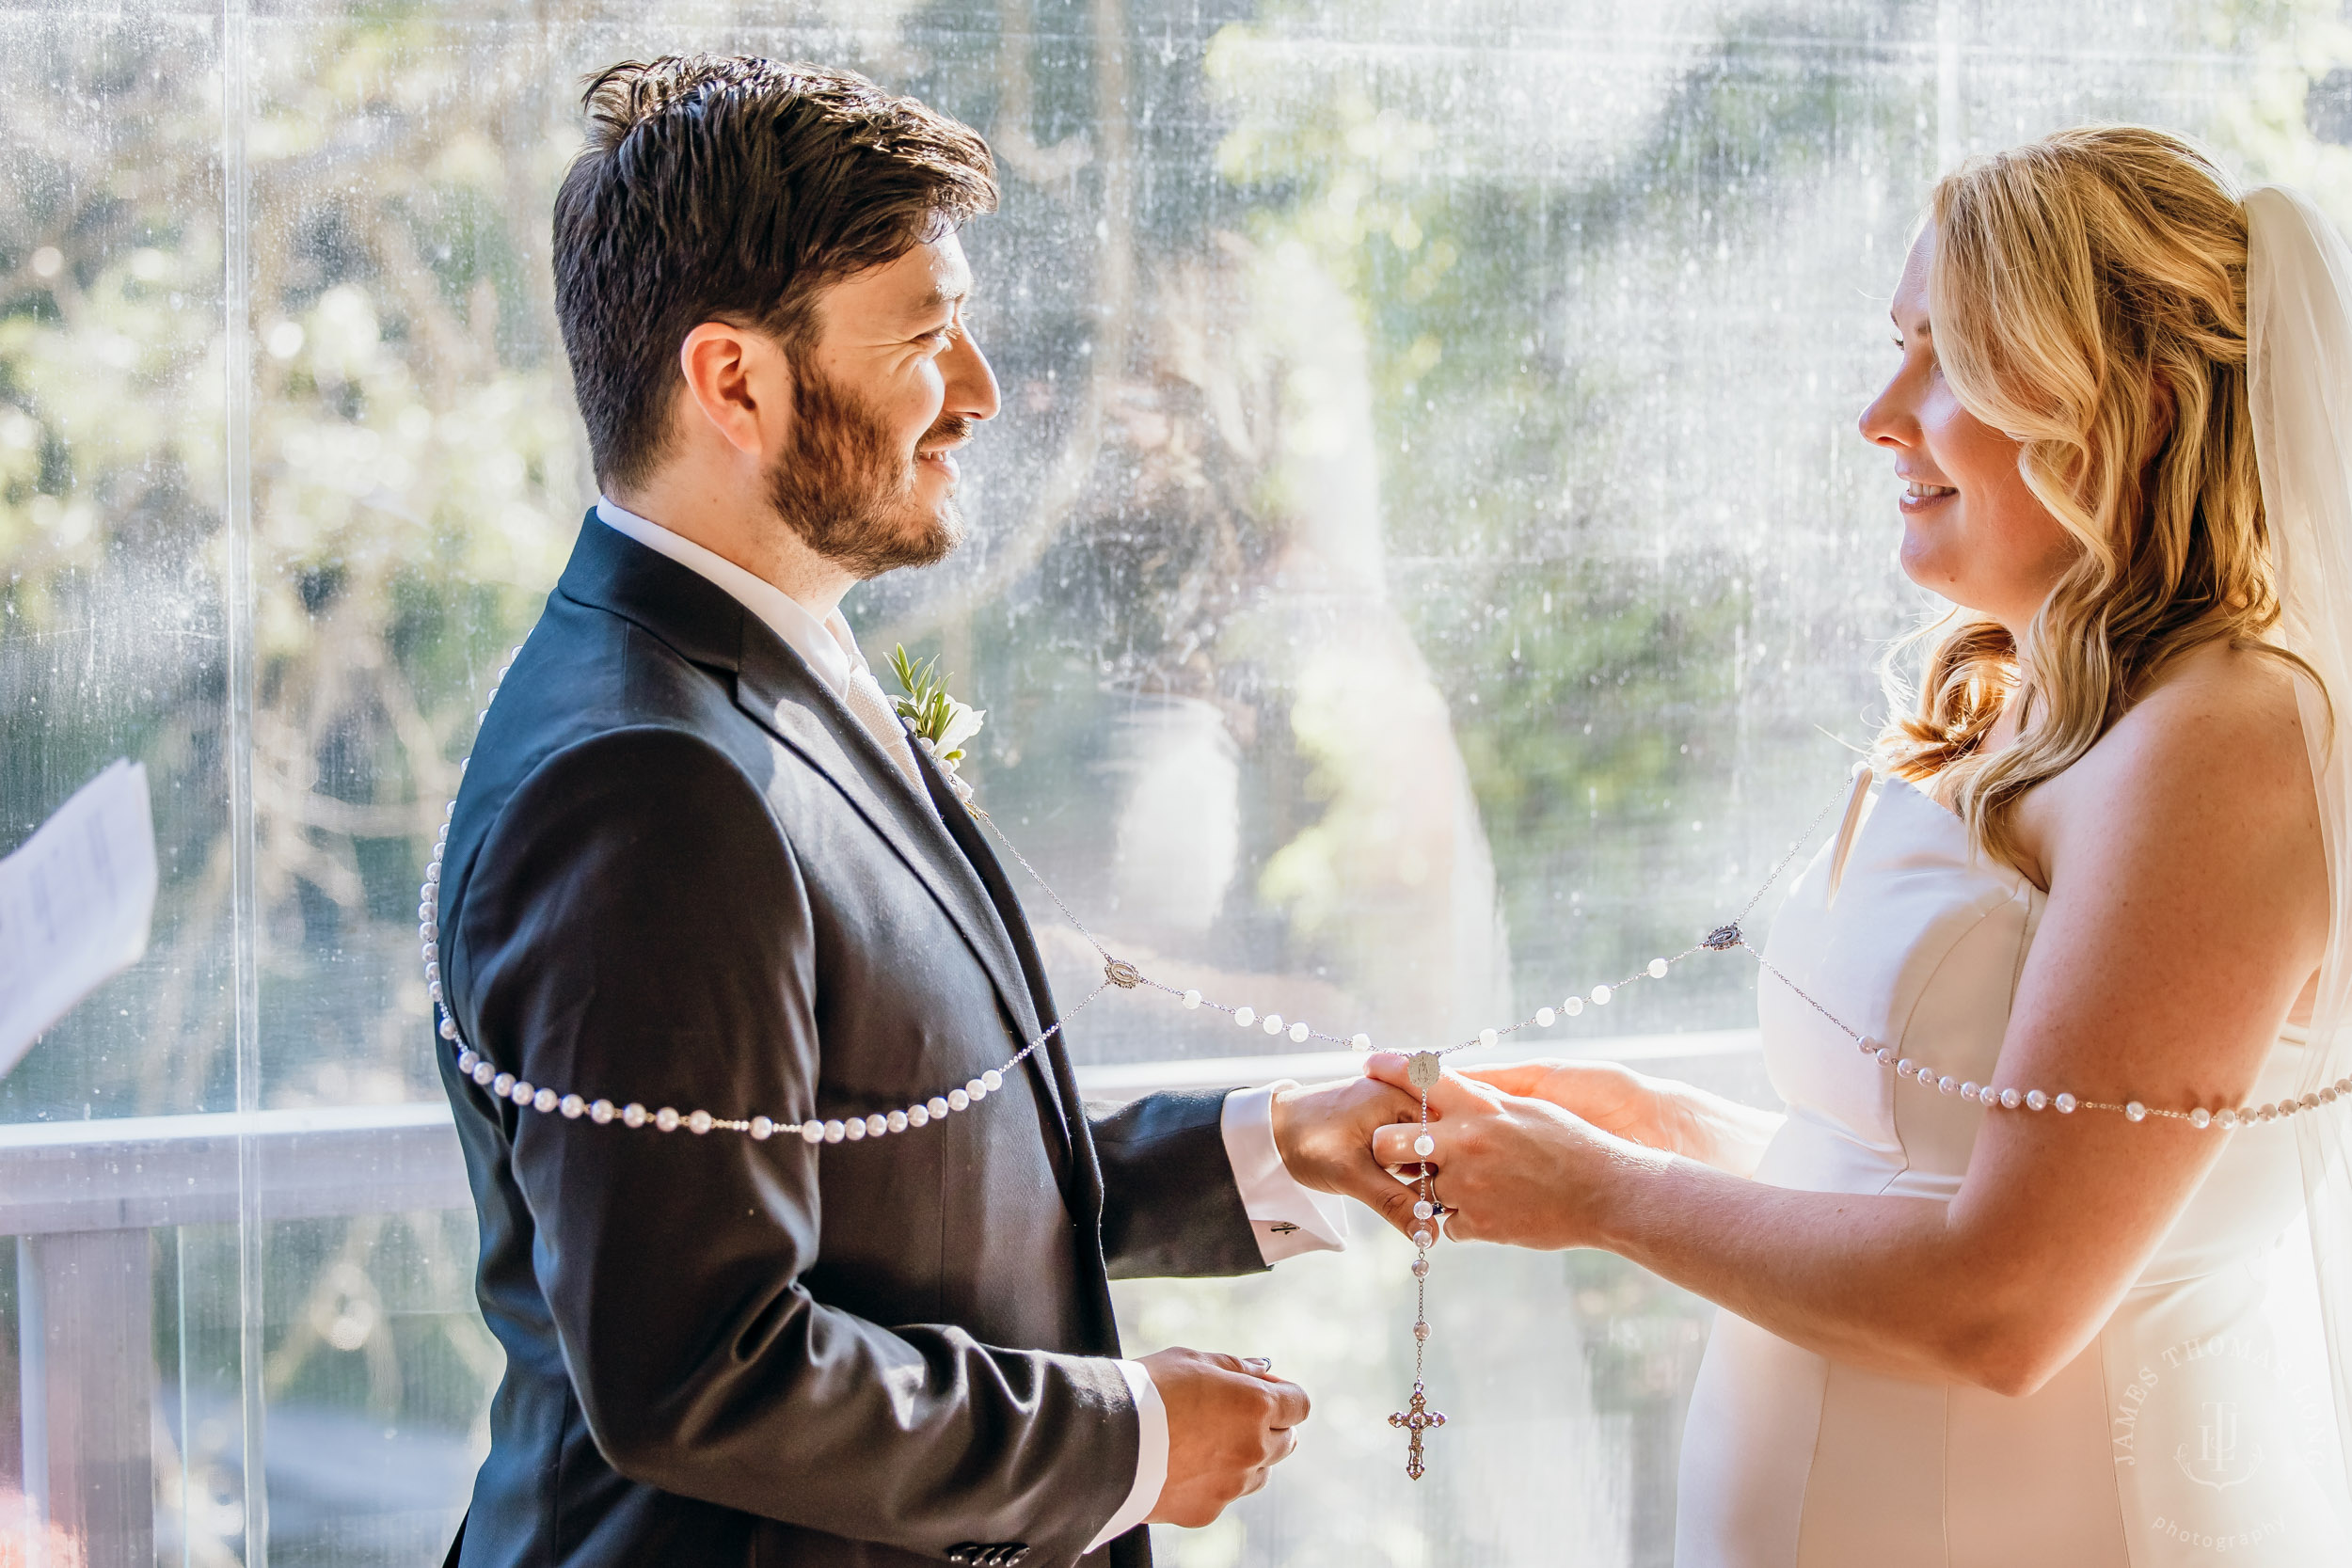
591;499;1347;1546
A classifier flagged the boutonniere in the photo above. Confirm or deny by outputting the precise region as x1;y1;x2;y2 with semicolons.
889;644;986;804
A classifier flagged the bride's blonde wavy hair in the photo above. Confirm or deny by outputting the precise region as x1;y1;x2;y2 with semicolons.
1878;124;2306;863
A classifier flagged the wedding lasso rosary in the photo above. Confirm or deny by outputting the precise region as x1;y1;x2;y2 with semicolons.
420;651;2352;1482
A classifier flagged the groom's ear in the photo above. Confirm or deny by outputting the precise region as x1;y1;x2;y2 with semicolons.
675;322;794;463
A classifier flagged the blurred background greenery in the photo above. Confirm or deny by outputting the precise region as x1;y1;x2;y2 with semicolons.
5;0;2351;1562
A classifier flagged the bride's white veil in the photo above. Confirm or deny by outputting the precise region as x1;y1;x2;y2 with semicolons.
2244;182;2352;1503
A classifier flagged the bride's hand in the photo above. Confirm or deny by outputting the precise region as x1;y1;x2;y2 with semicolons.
1456;1060;1675;1148
1361;1053;1647;1250
1455;1060;1782;1178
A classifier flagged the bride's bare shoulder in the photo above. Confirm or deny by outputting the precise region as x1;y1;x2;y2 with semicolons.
2043;638;2317;854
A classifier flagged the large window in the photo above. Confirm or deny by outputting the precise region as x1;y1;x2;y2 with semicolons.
5;3;2347;1563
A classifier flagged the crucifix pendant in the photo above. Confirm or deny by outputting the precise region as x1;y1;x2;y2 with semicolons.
1389;1380;1447;1480
1395;1069;1445;1477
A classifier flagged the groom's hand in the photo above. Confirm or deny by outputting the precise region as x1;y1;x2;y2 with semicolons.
1270;1075;1423;1208
1140;1348;1310;1528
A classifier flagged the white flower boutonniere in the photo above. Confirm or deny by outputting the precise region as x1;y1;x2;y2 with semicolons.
889;644;986;805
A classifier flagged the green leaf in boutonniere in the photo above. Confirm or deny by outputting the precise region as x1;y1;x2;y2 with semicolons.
889;643;986;772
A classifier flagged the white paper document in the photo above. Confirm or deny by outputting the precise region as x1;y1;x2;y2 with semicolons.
0;760;158;1078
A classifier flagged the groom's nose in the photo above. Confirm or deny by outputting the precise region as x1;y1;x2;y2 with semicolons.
939;325;1000;426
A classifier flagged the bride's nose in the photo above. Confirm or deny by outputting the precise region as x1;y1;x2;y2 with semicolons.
1858;380;1916;451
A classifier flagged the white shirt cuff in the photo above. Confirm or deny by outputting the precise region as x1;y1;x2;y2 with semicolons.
1087;1359;1166;1551
1219;1082;1350;1263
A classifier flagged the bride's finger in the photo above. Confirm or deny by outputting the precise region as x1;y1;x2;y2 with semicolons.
1365;1054;1507;1116
1455;1060;1558;1096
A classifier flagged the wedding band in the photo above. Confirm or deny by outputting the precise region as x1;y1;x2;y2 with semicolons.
1241;1355;1274;1374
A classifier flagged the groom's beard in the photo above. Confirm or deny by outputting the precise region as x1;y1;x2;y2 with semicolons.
766;364;969;579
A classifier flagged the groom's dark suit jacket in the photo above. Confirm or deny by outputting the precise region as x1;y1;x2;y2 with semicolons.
436;516;1264;1568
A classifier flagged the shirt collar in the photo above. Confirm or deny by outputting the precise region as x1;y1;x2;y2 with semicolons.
593;496;867;698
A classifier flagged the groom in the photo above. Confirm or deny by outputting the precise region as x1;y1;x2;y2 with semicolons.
434;54;1413;1568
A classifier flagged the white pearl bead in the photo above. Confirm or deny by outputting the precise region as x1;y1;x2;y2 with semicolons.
1289;1022;1311;1042
844;1117;866;1141
1647;958;1670;979
751;1117;773;1140
907;1105;930;1129
965;1079;986;1101
1479;1028;1499;1049
948;1089;970;1112
866;1114;887;1137
1897;1058;1916;1077
801;1121;826;1144
1182;990;1202;1009
2000;1088;2020;1109
1413;1200;1435;1220
2125;1101;2147;1122
1535;1007;1556;1027
1412;1227;1435;1248
886;1110;908;1132
1564;996;1584;1016
2056;1093;2077;1114
623;1102;647;1128
591;1100;615;1124
928;1097;950;1118
981;1069;1003;1091
689;1110;714;1134
1413;1133;1436;1158
457;1051;478;1074
439;1018;460;1040
473;1062;495;1085
655;1107;680;1132
1590;984;1613;1006
1937;1076;1956;1094
1352;1033;1374;1051
1960;1081;1978;1100
1263;1013;1284;1035
512;1081;535;1106
2215;1109;2238;1130
2188;1107;2212;1129
534;1088;558;1114
823;1119;847;1143
1979;1085;1998;1107
493;1072;516;1097
2325;1086;2342;1104
1876;1048;1894;1065
1411;1258;1429;1279
1234;1007;1256;1028
2026;1090;2048;1111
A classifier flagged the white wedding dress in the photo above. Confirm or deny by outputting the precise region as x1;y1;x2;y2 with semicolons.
1675;767;2352;1567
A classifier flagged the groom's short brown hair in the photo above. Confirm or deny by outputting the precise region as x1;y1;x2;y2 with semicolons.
553;55;997;491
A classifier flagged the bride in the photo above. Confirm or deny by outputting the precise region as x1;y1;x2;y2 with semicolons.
1365;126;2352;1564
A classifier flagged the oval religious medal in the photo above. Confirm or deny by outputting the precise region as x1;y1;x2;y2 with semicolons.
1406;1051;1442;1090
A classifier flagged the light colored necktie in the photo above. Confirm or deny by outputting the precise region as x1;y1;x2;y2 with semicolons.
841;662;924;786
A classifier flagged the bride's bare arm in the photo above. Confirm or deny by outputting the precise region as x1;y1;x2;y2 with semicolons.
1370;654;2325;1396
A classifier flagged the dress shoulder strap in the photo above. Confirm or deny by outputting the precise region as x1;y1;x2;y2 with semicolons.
1824;763;1875;906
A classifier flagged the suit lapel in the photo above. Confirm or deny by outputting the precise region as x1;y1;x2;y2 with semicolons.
908;746;1093;1208
725;620;1080;1177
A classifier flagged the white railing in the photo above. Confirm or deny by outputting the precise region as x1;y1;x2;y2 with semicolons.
2;1030;1758;1567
